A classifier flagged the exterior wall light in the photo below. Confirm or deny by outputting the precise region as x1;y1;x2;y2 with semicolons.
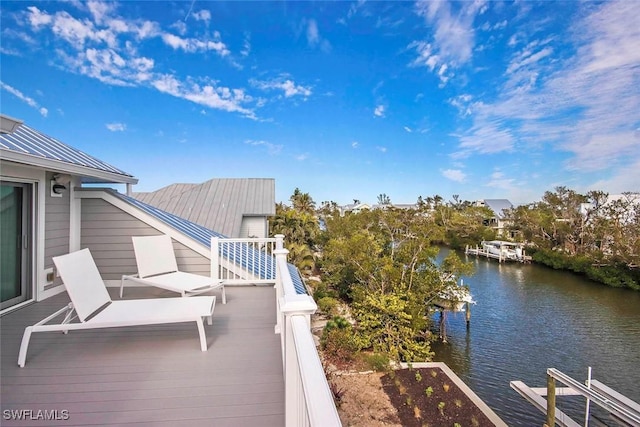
50;174;72;197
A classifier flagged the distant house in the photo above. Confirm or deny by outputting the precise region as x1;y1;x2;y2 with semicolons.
339;202;371;215
132;178;275;238
475;199;514;237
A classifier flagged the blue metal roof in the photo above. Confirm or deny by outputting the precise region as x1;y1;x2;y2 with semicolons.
116;192;307;295
0;122;134;180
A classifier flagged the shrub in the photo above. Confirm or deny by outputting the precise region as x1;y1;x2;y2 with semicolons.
363;352;390;372
321;325;359;366
317;296;339;316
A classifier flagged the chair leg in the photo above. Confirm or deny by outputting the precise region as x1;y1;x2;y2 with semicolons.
18;327;34;368
197;319;207;351
119;276;125;298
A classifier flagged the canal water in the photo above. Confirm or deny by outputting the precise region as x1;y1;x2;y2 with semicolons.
432;248;640;426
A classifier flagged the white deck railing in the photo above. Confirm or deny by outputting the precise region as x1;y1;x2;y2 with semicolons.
211;235;342;427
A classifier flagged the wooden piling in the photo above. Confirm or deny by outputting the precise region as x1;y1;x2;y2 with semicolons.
546;374;556;427
465;301;471;325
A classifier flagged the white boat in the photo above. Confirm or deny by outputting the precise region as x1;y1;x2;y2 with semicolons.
465;240;529;262
482;240;523;260
434;280;475;311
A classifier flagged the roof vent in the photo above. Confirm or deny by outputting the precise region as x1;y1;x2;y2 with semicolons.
0;114;24;134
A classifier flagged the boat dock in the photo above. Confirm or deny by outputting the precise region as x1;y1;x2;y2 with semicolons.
465;241;532;263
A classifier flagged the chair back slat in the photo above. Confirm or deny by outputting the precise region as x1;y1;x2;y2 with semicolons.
53;248;112;323
132;235;179;278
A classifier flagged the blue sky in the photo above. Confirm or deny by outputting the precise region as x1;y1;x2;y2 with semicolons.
1;1;638;206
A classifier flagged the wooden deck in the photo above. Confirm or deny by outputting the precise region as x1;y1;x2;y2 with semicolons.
1;286;284;426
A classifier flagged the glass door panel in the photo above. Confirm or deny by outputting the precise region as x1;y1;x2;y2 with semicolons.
1;182;31;310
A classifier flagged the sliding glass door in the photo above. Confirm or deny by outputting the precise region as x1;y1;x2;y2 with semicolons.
1;182;32;310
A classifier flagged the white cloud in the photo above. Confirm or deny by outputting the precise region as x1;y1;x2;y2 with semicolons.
453;0;640;183
307;19;319;46
486;170;515;190
295;153;309;161
161;33;229;56
241;32;251;57
374;105;385;117
106;122;126;131
304;18;331;52
351;141;359;148
376;146;387;153
245;139;283;155
411;1;485;84
250;77;312;98
19;3;258;118
192;10;211;24
0;82;48;116
442;169;466;183
152;74;255;118
404;126;412;133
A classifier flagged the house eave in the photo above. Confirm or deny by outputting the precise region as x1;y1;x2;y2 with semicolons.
0;149;138;185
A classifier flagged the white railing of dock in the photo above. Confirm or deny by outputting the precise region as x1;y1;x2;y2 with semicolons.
211;235;342;427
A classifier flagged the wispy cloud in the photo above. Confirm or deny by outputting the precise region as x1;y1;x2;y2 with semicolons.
452;0;640;188
376;146;387;153
374;105;385;117
411;1;487;85
403;126;412;133
304;18;331;52
250;77;311;98
241;32;251;57
351;141;359;148
106;122;126;131
18;3;257;118
485;170;515;190
245;139;283;155
0;82;48;116
153;74;256;118
442;169;466;183
161;33;229;56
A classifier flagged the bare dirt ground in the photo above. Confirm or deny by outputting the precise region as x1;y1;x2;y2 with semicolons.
327;369;402;427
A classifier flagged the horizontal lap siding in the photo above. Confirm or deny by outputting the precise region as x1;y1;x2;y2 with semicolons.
81;198;210;280
45;173;70;287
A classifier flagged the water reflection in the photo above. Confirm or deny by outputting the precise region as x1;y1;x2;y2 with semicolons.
432;247;640;426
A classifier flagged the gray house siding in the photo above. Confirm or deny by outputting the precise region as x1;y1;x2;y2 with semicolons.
44;172;70;287
240;216;267;238
81;198;210;281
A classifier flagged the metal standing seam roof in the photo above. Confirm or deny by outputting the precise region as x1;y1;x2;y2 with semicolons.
483;199;514;219
132;178;276;238
0;122;135;181
116;192;307;295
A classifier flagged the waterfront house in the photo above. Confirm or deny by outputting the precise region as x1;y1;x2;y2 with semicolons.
132;178;275;238
0;114;339;426
475;199;514;237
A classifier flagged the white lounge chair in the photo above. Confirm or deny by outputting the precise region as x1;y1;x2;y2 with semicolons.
18;248;216;367
121;235;226;303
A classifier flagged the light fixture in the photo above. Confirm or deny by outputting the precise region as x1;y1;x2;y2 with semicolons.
50;174;72;197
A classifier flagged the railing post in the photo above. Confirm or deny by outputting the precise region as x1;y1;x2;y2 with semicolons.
274;246;289;337
210;237;220;282
275;234;285;251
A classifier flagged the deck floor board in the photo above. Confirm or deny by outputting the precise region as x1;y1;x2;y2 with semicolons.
1;286;284;426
